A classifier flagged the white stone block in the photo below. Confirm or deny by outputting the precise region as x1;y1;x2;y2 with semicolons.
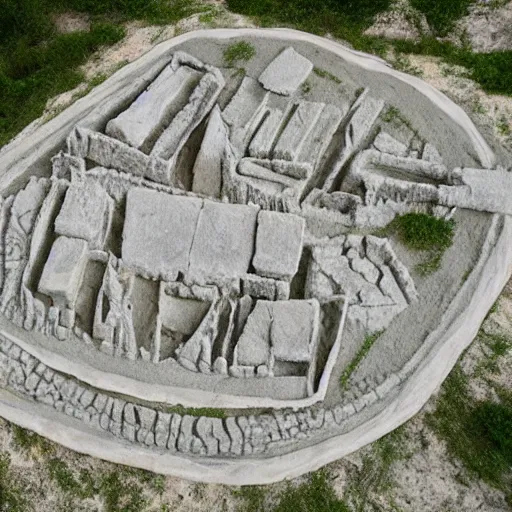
253;210;305;281
258;47;313;95
38;237;88;308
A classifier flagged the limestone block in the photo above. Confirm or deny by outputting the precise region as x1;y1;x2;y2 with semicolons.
258;47;313;95
273;102;325;161
159;294;211;336
38;237;88;309
270;300;317;363
155;412;171;448
188;201;259;279
195;417;219;456
248;108;285;159
346;96;385;148
252;210;305;281
168;414;181;450
238;159;299;189
191;106;228;198
241;275;276;300
297;105;343;168
151;70;224;160
54;178;113;249
439;168;512;215
222;76;268;130
422;142;443;163
177;415;195;453
222;76;269;153
236;302;272;367
25;372;40;392
213;356;228;375
59;308;75;329
275;280;291;301
271;159;312;180
122;188;202;278
106;65;202;151
373;132;408;157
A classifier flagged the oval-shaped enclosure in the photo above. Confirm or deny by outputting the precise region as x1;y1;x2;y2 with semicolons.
0;28;510;485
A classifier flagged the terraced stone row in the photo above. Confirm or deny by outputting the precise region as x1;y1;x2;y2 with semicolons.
0;335;402;457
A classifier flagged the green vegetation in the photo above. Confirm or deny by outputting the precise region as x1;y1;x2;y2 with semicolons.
393;38;512;96
345;426;409;511
223;41;256;67
313;67;342;84
0;19;125;147
100;470;148;512
475;332;512;375
301;80;312;94
340;331;382;389
234;470;350;511
273;470;350;512
428;365;512;493
227;0;390;55
409;0;473;36
390;212;455;251
0;453;26;512
11;424;54;455
387;213;455;275
165;404;226;418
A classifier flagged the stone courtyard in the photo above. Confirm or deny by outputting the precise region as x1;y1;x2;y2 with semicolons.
0;28;510;484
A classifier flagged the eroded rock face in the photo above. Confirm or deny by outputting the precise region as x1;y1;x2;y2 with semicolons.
0;32;508;480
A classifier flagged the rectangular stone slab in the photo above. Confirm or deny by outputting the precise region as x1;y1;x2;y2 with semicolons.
258;47;313;96
252;210;305;281
188;201;259;279
54;177;112;249
270;300;316;363
106;65;202;151
248;108;284;159
191;106;228;198
273;102;325;161
38;236;89;308
238;159;299;188
122;188;203;279
297;105;343;168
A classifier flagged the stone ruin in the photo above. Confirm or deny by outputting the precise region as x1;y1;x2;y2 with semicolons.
0;31;510;483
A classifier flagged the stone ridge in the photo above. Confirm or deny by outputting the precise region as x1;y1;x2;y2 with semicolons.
0;334;403;458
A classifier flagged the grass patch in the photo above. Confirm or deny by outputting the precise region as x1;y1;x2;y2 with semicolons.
0;21;125;147
223;41;256;67
100;471;148;512
227;0;390;56
428;365;512;492
165;405;226;418
233;485;267;512
393;38;512;96
346;426;408;510
47;458;97;498
389;213;455;251
273;470;350;512
53;0;202;25
409;0;473;36
11;424;54;456
0;453;26;512
313;67;342;84
475;332;512;375
386;213;455;275
340;331;382;390
234;470;350;512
